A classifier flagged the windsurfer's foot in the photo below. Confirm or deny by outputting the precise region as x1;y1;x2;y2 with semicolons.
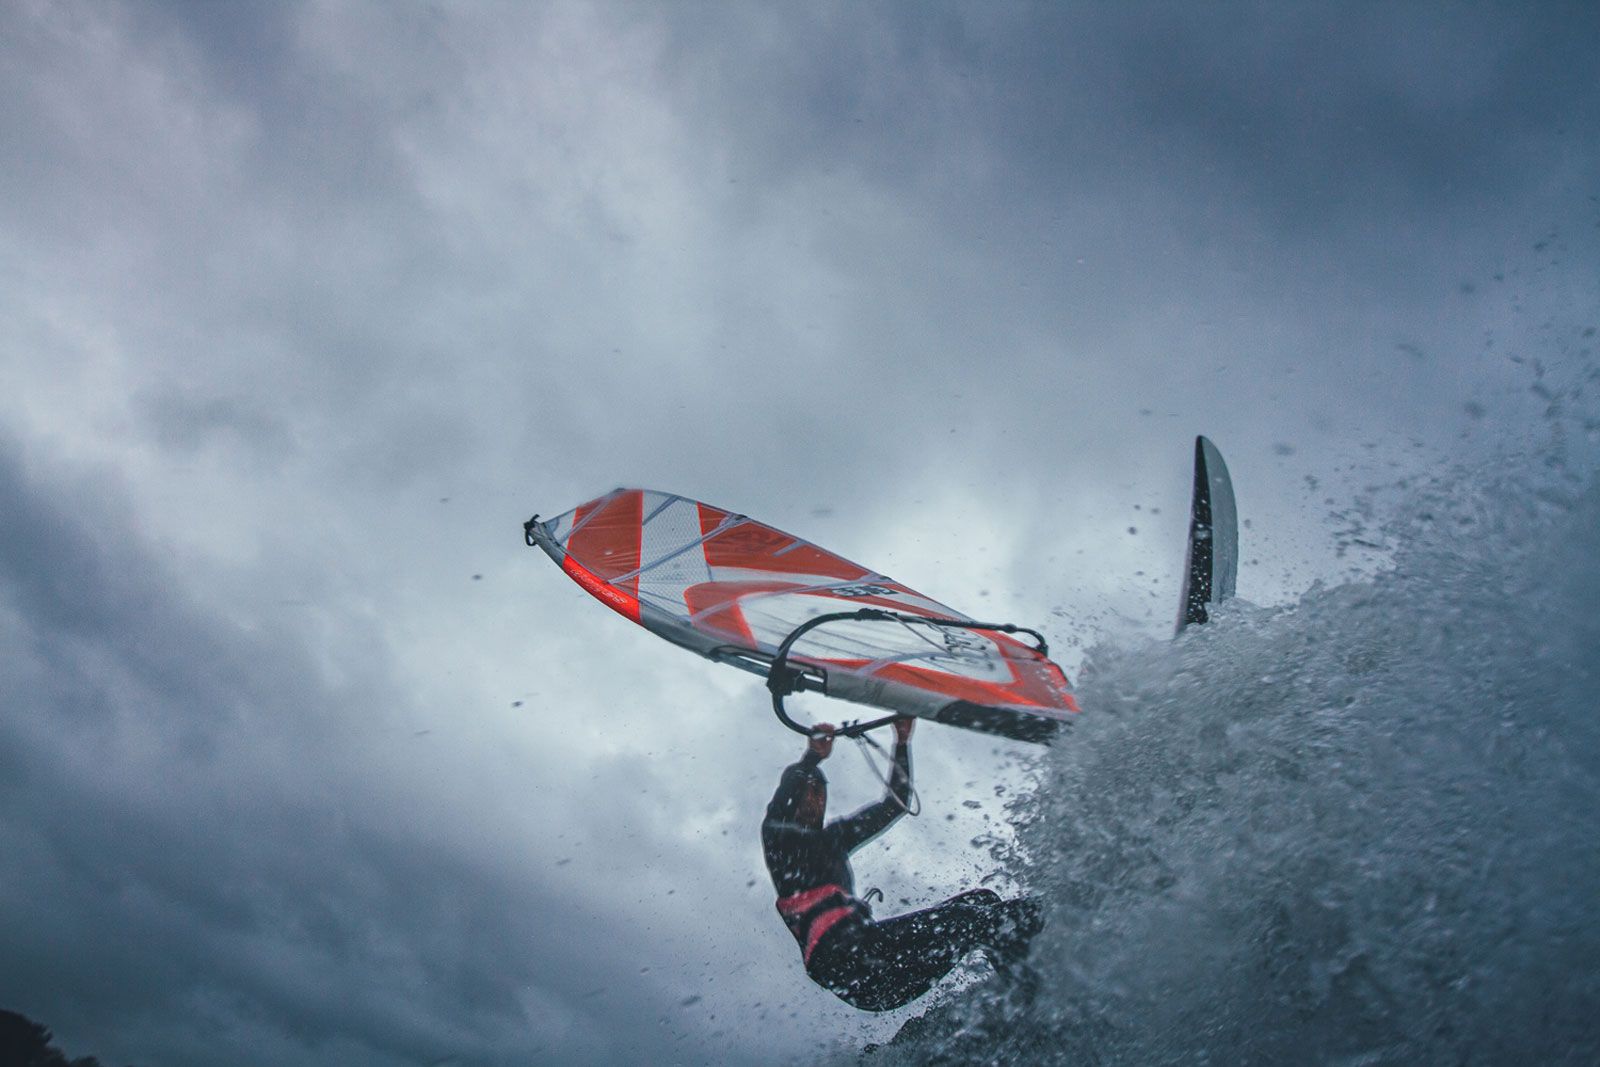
951;887;1002;907
983;897;1044;969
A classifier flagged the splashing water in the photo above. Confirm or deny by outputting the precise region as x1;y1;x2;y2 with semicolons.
852;451;1600;1065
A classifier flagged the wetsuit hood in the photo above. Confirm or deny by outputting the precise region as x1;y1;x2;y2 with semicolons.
766;758;827;826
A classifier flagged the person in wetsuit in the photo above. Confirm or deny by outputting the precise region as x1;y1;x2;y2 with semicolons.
761;716;1043;1012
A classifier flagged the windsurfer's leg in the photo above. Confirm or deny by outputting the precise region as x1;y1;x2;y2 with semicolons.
819;894;1006;1012
899;889;1042;963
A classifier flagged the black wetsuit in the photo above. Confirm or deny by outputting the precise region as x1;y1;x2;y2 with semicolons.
761;743;1041;1012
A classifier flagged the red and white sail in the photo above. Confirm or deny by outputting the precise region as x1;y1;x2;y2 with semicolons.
527;489;1077;740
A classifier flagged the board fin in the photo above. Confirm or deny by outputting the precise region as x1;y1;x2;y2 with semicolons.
1175;435;1238;633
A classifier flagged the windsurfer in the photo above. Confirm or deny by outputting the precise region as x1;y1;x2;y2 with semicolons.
761;717;1043;1012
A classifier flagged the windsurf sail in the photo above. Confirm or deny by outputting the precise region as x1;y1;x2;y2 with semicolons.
1176;435;1238;633
524;489;1078;743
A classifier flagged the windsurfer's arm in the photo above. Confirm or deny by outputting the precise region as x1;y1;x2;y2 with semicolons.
829;718;914;853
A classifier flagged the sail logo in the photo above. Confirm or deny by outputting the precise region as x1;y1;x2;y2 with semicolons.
832;584;899;598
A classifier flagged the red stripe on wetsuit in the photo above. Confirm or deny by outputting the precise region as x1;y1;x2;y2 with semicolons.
775;883;859;966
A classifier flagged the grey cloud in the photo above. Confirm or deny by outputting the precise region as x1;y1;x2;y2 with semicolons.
0;443;768;1065
659;4;1600;230
140;390;296;468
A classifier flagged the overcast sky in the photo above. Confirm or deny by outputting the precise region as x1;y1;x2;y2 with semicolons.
2;2;1597;1064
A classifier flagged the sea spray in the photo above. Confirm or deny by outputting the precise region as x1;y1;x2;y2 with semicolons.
854;456;1600;1066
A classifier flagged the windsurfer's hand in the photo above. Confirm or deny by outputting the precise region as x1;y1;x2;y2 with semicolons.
893;716;915;744
808;725;836;760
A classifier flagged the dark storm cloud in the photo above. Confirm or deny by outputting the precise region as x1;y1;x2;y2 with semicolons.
663;3;1600;233
0;443;735;1065
648;0;1600;405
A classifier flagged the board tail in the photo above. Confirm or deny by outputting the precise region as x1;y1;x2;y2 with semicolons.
1176;435;1238;633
